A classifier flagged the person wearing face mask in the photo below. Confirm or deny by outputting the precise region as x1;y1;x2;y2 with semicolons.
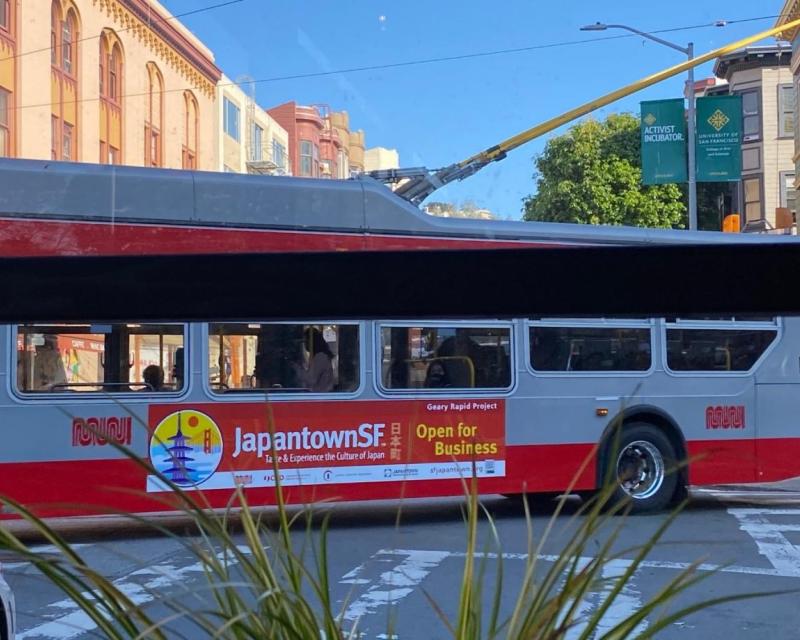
424;360;451;388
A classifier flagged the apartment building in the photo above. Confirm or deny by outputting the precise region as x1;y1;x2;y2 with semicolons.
218;76;289;175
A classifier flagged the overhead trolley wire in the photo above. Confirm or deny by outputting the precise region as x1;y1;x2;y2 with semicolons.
2;12;791;114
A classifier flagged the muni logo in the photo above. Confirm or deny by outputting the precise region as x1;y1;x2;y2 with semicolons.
705;405;745;430
72;416;132;446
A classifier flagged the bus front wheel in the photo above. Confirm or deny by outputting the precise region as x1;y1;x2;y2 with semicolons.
604;423;678;513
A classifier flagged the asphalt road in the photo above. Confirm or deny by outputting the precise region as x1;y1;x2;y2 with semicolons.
8;490;800;639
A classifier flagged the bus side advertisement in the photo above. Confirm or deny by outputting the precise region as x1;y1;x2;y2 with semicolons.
146;400;506;493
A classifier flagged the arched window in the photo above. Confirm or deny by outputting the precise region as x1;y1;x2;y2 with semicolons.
144;62;164;167
0;0;14;157
182;91;198;169
50;2;79;162
110;44;121;101
99;30;124;164
50;2;59;65
62;10;75;74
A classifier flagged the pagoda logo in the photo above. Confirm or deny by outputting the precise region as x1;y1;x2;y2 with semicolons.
149;409;223;487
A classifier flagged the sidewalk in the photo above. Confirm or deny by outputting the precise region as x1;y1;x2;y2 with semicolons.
705;476;800;493
691;477;800;505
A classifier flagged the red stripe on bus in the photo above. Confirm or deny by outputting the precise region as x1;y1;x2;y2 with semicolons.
688;437;800;485
1;438;791;519
0;219;561;257
755;437;800;483
0;443;596;519
688;439;758;485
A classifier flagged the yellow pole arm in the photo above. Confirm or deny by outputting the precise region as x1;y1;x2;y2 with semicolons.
459;17;800;168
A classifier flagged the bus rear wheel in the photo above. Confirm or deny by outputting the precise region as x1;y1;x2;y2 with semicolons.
605;423;678;513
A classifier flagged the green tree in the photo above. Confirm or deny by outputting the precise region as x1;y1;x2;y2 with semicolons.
522;113;686;228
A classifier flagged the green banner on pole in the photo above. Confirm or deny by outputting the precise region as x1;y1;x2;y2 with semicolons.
641;99;687;185
695;95;742;182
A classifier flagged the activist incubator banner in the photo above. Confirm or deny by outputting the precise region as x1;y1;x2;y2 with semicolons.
641;98;688;185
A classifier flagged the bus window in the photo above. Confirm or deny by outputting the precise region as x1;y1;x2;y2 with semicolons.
207;323;359;393
665;327;778;372
667;315;776;323
16;323;185;393
380;325;511;390
529;325;651;372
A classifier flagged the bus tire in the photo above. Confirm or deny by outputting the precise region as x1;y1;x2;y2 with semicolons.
603;423;678;513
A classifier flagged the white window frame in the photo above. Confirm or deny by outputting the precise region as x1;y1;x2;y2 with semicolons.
525;318;656;378
201;321;366;401
375;320;516;396
250;123;263;162
740;89;761;143
223;97;240;142
778;83;795;139
780;171;796;214
10;323;190;401
662;317;781;377
299;140;313;176
272;139;286;169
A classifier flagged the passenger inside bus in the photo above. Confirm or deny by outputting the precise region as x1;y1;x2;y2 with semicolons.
172;347;184;388
202;323;360;394
142;365;165;391
424;360;451;388
254;325;304;389
292;327;334;393
33;336;67;391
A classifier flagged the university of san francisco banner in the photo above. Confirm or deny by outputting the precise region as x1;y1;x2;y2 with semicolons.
696;95;742;182
641;99;687;185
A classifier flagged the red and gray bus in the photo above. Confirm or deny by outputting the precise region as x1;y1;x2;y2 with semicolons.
0;159;796;515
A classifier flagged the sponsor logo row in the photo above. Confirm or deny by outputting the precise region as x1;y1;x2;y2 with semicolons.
146;461;505;493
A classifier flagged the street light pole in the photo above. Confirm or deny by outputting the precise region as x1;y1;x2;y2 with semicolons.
580;23;707;230
685;42;698;231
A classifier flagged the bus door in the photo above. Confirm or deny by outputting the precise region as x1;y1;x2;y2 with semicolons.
752;318;799;483
664;319;771;485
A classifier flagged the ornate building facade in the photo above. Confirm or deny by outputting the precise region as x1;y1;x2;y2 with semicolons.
2;0;220;169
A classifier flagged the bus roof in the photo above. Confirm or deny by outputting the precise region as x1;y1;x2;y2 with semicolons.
0;158;795;247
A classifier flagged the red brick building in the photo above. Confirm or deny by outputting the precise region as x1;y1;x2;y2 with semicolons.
267;101;325;178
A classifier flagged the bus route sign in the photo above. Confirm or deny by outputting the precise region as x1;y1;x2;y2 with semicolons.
146;400;506;492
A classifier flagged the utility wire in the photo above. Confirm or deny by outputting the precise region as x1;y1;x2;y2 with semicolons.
3;12;790;113
0;0;246;63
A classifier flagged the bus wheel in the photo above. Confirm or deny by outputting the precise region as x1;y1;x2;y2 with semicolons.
607;424;677;513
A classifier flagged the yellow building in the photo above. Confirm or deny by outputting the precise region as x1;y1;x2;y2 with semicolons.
1;0;220;170
217;75;290;175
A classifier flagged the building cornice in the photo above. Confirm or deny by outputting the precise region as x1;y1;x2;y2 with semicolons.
93;0;222;98
776;0;800;40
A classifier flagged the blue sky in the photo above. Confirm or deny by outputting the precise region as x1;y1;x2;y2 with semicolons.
166;0;784;219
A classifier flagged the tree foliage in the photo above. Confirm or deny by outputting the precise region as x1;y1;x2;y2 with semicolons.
522;113;686;228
